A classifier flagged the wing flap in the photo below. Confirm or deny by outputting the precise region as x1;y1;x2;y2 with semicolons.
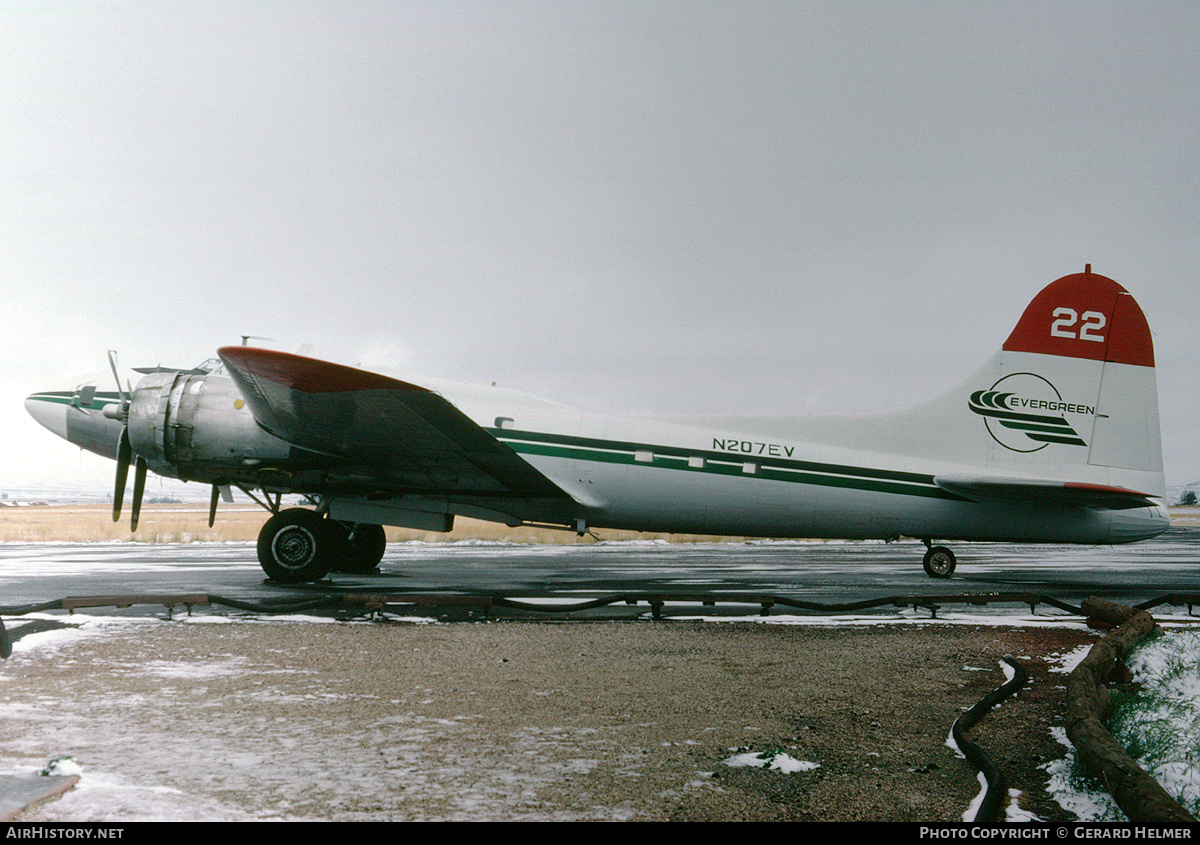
934;474;1159;510
218;347;573;500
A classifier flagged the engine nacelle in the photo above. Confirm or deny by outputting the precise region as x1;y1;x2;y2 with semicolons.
127;371;293;481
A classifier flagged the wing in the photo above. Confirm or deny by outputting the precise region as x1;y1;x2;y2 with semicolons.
933;474;1160;510
218;347;574;502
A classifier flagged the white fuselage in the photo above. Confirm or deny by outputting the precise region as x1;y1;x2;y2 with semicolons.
433;379;1170;545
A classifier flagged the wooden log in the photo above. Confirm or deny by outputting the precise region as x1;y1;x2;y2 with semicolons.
1064;597;1194;822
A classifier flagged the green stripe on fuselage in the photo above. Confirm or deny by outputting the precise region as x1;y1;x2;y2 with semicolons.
27;391;122;413
490;428;964;501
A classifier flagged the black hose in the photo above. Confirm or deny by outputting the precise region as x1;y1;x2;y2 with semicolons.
951;655;1027;823
0;599;67;616
206;594;344;613
8;591;1200;623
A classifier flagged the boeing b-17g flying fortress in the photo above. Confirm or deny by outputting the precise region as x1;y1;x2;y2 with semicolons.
25;268;1168;583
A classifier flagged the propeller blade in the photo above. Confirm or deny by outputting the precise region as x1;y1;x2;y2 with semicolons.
130;456;147;532
113;429;132;522
106;350;130;414
209;483;220;528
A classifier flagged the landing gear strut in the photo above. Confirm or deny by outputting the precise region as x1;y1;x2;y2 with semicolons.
922;540;956;578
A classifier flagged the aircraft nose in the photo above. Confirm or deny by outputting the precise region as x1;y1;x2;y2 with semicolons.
25;392;70;440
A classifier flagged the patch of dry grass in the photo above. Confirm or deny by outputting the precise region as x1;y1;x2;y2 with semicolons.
0;503;744;545
1169;506;1200;527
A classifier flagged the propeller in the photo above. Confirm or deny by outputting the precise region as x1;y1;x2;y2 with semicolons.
104;350;147;530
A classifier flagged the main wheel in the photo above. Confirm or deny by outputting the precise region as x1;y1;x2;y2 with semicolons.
329;522;387;574
257;508;334;583
922;545;957;578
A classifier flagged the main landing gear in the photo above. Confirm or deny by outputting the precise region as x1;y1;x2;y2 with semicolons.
256;507;387;583
921;540;957;579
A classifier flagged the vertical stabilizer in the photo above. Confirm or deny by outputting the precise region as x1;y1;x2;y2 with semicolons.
971;267;1163;494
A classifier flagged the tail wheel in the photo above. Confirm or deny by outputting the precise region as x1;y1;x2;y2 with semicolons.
923;545;957;578
330;522;387;574
257;508;334;583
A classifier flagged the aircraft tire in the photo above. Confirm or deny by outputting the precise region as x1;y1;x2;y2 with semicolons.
923;545;957;578
257;508;334;583
330;523;387;574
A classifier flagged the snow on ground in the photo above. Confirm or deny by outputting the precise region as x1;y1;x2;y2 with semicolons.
1104;630;1200;818
723;749;820;773
0;619;600;820
1038;630;1200;822
2;609;1196;821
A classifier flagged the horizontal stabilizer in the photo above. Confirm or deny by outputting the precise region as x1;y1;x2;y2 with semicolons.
933;474;1160;510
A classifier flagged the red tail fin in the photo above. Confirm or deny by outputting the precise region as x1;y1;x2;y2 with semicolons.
1002;268;1154;367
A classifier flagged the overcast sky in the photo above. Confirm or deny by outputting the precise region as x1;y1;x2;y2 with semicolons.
2;0;1197;494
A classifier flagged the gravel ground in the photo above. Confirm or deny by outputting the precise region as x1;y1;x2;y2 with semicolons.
0;617;1098;822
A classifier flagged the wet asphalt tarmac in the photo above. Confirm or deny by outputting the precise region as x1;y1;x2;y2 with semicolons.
1;527;1196;622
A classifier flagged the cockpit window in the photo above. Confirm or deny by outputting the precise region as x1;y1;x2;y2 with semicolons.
194;358;227;376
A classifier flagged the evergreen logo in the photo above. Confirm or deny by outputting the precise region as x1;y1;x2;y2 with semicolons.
968;373;1092;452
